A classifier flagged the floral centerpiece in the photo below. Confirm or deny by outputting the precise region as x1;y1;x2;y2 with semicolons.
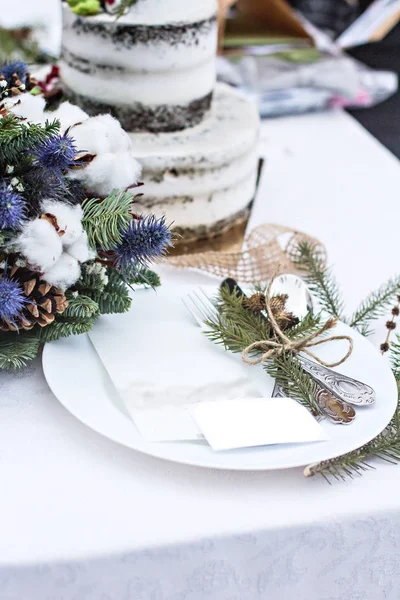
0;61;172;370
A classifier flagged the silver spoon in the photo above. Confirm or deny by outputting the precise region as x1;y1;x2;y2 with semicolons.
221;277;357;422
271;380;356;425
268;274;376;407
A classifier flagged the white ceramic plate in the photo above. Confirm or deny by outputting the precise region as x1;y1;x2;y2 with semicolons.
42;284;398;471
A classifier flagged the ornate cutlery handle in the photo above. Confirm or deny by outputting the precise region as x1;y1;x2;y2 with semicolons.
272;381;356;425
298;356;376;406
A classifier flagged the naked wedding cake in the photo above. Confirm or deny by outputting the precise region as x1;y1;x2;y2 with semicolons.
60;0;260;242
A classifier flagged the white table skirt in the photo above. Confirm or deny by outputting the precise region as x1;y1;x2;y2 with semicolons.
2;111;400;599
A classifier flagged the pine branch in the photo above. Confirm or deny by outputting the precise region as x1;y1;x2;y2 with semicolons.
0;117;61;168
390;335;400;381
93;289;131;314
263;352;321;415
293;241;345;320
82;190;133;251
205;284;321;414
39;317;97;343
349;276;400;333
305;371;400;481
64;294;99;319
90;268;132;314
73;267;107;295
304;428;400;481
0;331;40;370
288;311;323;340
129;267;161;288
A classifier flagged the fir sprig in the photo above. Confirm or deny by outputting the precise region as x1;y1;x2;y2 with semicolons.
0;331;40;370
0;116;60;169
304;334;400;481
39;317;97;343
349;277;400;334
293;241;345;320
263;352;320;415
304;422;400;482
205;283;321;414
132;267;161;289
82;190;133;251
64;294;99;320
87;268;132;314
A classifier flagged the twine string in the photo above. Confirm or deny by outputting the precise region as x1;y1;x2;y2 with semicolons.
242;270;353;368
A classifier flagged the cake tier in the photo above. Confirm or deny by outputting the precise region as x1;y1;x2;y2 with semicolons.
60;1;218;132
130;84;260;242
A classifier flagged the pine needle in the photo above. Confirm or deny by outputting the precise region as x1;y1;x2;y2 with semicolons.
304;428;400;481
0;116;60;167
205;284;321;414
349;276;400;333
130;268;161;289
82;190;133;251
39;318;97;343
293;240;345;320
0;332;40;370
91;268;132;314
64;294;99;319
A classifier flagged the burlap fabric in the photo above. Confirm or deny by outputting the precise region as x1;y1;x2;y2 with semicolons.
167;223;326;283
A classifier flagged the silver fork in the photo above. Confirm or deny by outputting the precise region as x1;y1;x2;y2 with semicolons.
183;288;357;425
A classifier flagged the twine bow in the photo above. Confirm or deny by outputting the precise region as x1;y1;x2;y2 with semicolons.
241;272;353;368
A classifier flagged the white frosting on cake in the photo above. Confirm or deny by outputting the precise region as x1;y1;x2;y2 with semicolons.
61;58;215;106
131;84;260;232
140;170;258;229
61;3;217;121
60;2;261;239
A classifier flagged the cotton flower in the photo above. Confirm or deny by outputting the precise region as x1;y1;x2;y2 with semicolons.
7;93;47;125
42;253;81;290
16;201;93;289
0;183;25;229
7;91;142;197
65;231;94;263
0;276;26;324
50;101;89;132
68;115;142;196
40;200;84;246
115;215;172;273
17;218;62;272
8;94;89;131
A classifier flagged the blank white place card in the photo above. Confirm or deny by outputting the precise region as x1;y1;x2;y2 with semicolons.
188;397;328;451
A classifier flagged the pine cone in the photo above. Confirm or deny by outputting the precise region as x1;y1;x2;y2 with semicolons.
270;294;288;315
270;293;299;331
244;291;299;331
244;292;266;313
0;266;68;332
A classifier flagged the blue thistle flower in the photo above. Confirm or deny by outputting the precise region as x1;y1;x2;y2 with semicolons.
115;215;172;272
31;131;78;174
0;276;26;325
0;61;27;85
0;183;25;229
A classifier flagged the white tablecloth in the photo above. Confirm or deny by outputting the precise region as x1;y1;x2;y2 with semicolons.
2;111;400;599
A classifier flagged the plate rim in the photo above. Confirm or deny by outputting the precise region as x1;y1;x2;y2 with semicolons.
42;285;398;472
